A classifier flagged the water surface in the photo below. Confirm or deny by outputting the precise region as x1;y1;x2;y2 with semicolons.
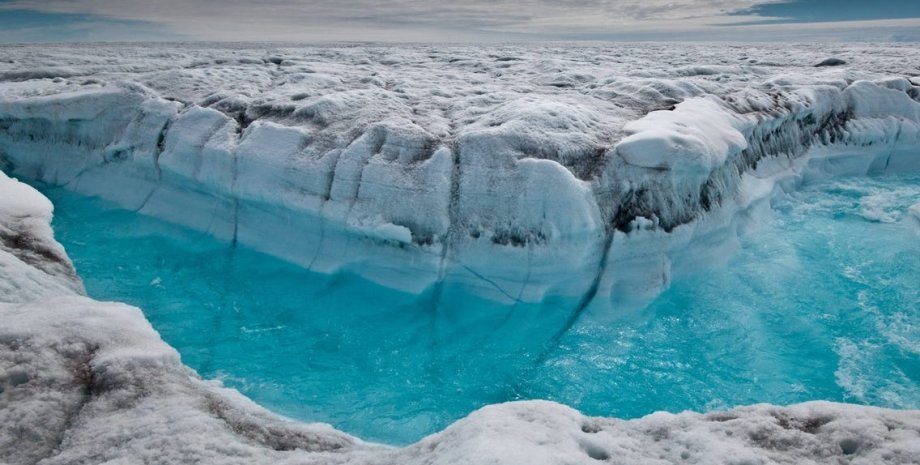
39;173;920;444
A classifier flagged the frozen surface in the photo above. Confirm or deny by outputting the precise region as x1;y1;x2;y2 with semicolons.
1;43;919;305
2;43;920;463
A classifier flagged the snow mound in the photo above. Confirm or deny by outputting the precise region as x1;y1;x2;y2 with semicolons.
419;400;920;465
0;171;83;302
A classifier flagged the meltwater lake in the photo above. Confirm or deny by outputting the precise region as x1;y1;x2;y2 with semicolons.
37;174;920;445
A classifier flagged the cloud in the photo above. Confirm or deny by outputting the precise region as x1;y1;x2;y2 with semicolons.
0;0;916;42
0;0;783;41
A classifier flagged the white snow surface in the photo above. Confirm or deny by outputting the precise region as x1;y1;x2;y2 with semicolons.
2;43;920;464
2;176;920;464
1;43;919;304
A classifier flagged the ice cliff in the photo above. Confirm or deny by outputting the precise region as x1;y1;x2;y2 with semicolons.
1;44;920;306
3;168;920;463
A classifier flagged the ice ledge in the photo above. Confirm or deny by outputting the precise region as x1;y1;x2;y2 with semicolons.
2;171;920;465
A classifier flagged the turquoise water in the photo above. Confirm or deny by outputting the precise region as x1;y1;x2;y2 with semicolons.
38;174;920;445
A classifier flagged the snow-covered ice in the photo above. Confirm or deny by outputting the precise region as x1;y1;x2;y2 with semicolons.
1;43;919;305
0;171;83;302
2;42;920;464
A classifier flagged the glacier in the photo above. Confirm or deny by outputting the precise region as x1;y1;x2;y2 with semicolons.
1;43;919;306
2;42;920;463
3;169;920;464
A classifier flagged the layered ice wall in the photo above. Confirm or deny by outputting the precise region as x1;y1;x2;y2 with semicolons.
1;44;919;306
3;169;920;465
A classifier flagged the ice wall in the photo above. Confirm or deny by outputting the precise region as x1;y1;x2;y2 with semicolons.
594;78;920;306
2;46;920;307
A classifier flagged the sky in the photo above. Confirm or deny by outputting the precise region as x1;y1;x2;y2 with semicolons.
0;0;918;43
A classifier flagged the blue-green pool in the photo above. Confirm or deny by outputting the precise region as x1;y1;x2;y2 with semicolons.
38;174;920;445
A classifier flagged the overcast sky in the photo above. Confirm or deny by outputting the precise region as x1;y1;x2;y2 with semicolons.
1;0;918;43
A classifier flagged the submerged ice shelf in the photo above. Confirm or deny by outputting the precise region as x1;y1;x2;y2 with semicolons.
37;172;920;444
